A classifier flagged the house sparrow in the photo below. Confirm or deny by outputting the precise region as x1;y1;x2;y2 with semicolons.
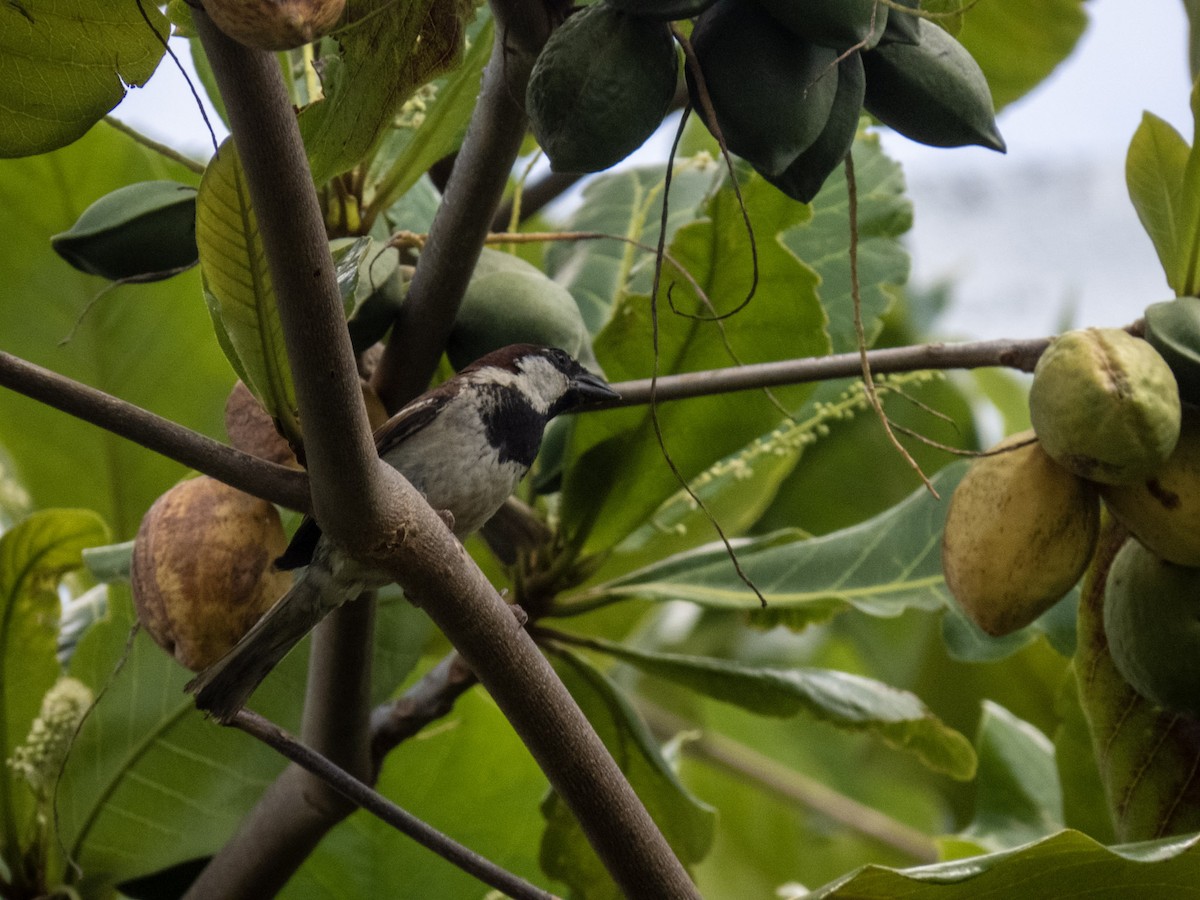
186;344;618;721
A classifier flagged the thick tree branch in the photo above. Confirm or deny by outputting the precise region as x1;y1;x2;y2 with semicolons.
0;351;310;512
371;9;554;410
232;710;561;900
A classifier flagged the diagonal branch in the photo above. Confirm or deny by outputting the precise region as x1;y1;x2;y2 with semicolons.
0;350;310;512
233;709;561;900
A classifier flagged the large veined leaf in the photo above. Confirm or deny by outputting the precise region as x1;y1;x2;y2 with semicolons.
0;509;108;872
0;123;228;538
783;131;912;354
1126;112;1189;293
0;0;166;157
57;586;430;893
565;465;967;626
941;702;1062;858
366;16;493;218
196;138;300;443
805;830;1200;899
560;172;829;556
957;0;1088;112
299;0;476;185
1075;525;1200;843
541;646;716;900
543;157;725;333
283;687;557;898
550;634;975;779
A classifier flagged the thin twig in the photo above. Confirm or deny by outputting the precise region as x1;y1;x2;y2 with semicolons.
232;710;560;900
102;117;208;174
845;154;937;497
601;336;1052;407
638;703;940;865
0;350;310;512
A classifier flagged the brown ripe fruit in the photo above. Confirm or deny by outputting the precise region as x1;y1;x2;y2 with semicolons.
132;476;292;670
942;431;1100;635
201;0;344;51
225;381;300;468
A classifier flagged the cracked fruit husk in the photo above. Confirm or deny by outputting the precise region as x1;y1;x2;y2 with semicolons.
689;0;841;177
942;431;1100;636
132;476;292;670
1030;328;1181;485
526;4;678;173
201;0;344;50
1104;537;1200;717
1100;410;1200;566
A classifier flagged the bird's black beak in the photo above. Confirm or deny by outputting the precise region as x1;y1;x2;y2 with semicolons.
570;370;621;405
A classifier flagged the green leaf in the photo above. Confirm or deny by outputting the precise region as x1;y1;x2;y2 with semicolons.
365;16;493;217
783;132;912;354
56;586;429;893
560;172;829;556
0;0;167;157
1125;112;1189;293
956;0;1088;112
0;122;229;539
555;634;976;779
570;465;967;627
284;687;557;898
1175;78;1200;297
541;646;716;899
0;509;108;867
806;830;1200;899
1054;665;1116;844
299;0;476;185
942;702;1062;857
543;158;725;333
196;138;300;443
1075;527;1200;843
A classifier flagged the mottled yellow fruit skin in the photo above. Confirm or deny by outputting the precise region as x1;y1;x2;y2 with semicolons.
1101;411;1200;566
1030;328;1181;485
132;477;292;670
942;431;1100;635
202;0;344;50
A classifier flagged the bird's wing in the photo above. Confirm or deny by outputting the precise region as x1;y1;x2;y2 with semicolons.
274;389;457;571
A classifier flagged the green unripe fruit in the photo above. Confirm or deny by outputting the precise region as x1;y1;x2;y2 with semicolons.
606;0;717;20
880;0;921;45
862;19;1005;152
1144;296;1200;405
941;431;1100;636
763;53;865;203
756;0;888;50
1030;328;1181;485
448;249;596;372
689;0;841;177
1101;411;1200;566
527;5;678;173
51;180;198;282
1104;538;1200;717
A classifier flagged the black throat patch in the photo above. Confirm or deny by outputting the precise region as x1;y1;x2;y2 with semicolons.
478;384;548;467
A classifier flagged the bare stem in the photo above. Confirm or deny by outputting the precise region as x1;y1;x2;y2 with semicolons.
0;350;310;512
232;710;561;900
603;336;1052;407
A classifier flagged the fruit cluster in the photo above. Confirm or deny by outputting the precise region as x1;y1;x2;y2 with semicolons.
526;0;1004;201
942;307;1200;718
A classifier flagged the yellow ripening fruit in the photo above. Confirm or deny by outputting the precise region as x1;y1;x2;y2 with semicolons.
132;477;292;670
1104;537;1200;717
942;431;1100;635
1030;328;1181;485
1101;410;1200;566
201;0;344;50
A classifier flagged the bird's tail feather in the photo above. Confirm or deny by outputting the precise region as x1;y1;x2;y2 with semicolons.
185;573;345;723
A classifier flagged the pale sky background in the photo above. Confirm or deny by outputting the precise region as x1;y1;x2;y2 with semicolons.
115;2;1195;342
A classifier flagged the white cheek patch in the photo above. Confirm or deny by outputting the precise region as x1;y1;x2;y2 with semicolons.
515;356;570;413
